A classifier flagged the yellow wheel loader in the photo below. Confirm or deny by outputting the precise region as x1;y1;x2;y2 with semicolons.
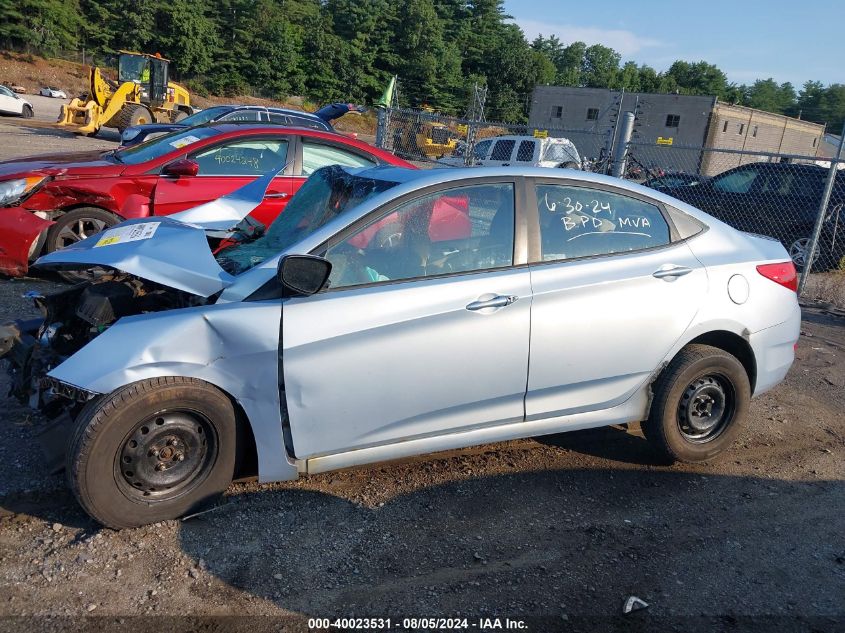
59;51;192;136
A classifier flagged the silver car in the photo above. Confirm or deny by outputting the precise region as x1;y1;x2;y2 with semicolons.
1;165;800;528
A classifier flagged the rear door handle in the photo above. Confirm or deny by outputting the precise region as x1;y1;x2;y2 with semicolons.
466;295;519;311
653;265;693;279
264;192;289;199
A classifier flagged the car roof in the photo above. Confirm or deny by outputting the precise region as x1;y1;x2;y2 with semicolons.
204;123;346;138
209;104;324;122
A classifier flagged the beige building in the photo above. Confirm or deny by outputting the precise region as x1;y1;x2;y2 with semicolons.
701;103;825;175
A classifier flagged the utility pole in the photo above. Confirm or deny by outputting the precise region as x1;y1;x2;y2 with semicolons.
464;83;488;166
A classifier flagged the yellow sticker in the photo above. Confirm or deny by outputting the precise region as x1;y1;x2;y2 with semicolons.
95;236;121;247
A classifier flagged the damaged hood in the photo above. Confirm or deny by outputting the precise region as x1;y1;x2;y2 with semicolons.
0;150;123;179
33;165;287;296
34;217;235;296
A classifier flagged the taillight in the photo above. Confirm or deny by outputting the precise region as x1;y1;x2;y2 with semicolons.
756;262;798;292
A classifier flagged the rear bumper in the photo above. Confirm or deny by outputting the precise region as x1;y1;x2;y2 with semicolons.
0;207;54;276
749;303;802;396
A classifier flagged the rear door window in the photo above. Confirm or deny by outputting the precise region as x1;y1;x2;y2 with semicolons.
536;184;671;261
301;141;376;176
490;140;516;162
713;168;759;193
516;140;536;162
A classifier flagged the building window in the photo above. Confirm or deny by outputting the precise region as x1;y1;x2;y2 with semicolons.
752;125;758;138
722;120;729;133
665;114;680;128
553;106;563;118
738;123;745;135
586;107;599;121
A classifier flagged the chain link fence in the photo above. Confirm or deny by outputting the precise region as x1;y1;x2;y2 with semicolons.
376;107;611;168
619;143;845;275
376;107;845;290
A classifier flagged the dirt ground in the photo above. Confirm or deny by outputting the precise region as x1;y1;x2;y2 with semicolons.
0;121;843;631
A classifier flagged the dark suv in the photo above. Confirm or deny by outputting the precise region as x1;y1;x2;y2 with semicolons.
670;162;845;271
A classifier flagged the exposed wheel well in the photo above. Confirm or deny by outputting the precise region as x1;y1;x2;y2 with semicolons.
50;204;122;220
685;331;757;393
228;397;259;481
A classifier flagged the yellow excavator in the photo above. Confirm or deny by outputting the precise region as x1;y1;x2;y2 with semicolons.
59;51;192;136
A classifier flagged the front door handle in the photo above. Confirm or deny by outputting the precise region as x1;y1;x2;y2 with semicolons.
653;265;693;279
466;295;519;311
264;192;289;199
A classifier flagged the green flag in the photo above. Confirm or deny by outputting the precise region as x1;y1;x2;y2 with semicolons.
376;76;396;109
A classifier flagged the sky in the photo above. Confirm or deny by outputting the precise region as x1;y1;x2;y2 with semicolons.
504;0;843;88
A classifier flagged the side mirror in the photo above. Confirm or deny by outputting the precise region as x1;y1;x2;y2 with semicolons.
162;158;199;178
277;255;332;296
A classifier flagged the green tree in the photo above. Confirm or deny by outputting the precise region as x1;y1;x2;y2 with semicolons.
581;44;620;88
665;60;728;97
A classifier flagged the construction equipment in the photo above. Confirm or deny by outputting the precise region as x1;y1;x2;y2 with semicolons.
59;51;192;136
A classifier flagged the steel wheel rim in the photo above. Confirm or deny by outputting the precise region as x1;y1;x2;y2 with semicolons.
114;410;217;502
57;217;108;248
677;374;735;443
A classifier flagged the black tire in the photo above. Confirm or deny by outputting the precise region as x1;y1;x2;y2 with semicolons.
643;344;750;463
21;104;33;119
112;104;153;133
67;377;238;529
173;110;188;123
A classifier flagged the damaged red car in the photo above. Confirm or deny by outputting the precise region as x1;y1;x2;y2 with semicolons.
0;124;413;276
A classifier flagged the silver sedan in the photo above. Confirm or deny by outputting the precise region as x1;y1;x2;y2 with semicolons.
8;165;800;527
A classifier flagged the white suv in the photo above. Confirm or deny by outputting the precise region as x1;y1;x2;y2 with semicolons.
442;135;582;169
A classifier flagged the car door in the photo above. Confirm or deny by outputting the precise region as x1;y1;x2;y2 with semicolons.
525;180;707;419
689;165;764;231
282;180;531;459
0;86;21;114
756;167;823;247
151;135;294;227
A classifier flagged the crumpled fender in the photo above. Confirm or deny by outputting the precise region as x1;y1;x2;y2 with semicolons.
0;207;53;276
48;300;299;483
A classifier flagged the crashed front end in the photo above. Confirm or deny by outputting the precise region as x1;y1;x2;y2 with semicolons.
0;276;207;469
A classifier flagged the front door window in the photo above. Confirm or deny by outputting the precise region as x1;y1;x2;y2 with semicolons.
324;183;515;289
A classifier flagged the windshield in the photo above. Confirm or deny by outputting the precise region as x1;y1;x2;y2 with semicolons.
218;165;399;274
118;54;148;83
115;127;219;164
179;106;233;127
542;140;581;165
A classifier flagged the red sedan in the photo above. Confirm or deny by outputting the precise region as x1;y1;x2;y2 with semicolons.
0;124;413;276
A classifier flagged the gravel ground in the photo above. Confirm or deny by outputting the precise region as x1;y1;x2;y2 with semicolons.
0;122;843;630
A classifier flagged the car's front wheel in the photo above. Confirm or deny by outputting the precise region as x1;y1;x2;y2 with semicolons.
67;377;238;529
21;105;33;119
643;344;750;462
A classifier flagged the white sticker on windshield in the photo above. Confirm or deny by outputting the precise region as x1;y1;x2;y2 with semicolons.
169;135;200;149
94;222;161;247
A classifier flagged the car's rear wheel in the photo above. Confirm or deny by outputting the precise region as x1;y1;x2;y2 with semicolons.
67;377;238;529
643;344;750;462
